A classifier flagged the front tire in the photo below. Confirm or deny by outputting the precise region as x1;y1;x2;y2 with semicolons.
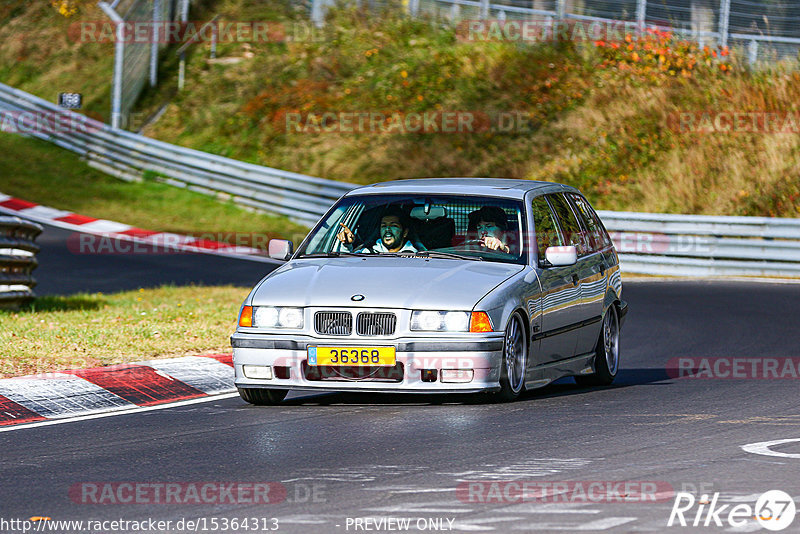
237;387;288;405
575;305;619;387
495;312;528;402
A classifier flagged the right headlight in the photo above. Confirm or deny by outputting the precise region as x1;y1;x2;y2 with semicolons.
410;310;494;333
410;311;470;332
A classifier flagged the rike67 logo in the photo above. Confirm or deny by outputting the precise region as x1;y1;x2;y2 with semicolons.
668;490;796;531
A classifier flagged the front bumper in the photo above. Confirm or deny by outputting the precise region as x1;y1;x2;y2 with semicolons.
231;333;505;394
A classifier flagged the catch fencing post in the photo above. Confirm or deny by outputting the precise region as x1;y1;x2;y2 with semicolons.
748;39;758;65
479;0;489;20
636;0;646;33
311;0;325;27
450;2;460;21
150;0;161;87
98;1;124;129
718;0;730;48
178;0;190;90
556;0;565;20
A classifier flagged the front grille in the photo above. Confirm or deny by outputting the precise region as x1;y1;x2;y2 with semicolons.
314;311;352;336
356;312;397;336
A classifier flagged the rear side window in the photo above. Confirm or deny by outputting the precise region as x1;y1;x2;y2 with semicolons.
568;193;612;251
530;196;564;261
547;193;590;256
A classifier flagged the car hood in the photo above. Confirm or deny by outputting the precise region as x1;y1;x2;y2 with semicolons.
250;257;524;310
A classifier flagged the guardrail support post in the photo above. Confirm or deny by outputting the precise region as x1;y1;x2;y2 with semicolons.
556;0;565;19
718;0;730;48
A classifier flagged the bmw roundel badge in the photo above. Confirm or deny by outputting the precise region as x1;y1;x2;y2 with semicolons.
351;294;365;301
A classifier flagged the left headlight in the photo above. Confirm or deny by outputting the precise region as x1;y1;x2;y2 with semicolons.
410;310;470;332
250;306;305;329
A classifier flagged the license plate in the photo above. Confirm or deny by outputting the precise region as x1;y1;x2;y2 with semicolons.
308;347;396;366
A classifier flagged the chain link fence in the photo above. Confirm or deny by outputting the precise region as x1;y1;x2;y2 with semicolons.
315;0;800;64
98;0;186;129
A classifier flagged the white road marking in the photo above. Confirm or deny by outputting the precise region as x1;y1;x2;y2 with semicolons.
511;517;637;530
742;438;800;458
365;505;473;513
499;502;601;514
0;392;239;433
362;486;455;494
440;458;593;480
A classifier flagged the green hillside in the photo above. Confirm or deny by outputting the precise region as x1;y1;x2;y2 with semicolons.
2;0;799;217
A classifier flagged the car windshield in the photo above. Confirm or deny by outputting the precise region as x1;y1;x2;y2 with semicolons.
296;194;526;264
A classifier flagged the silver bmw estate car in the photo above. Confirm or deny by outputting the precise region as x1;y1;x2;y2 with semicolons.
232;178;627;404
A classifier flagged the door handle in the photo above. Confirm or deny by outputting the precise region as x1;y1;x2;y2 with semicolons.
571;273;579;286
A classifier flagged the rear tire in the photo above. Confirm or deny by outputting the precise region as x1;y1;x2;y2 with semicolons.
237;388;288;405
575;305;619;387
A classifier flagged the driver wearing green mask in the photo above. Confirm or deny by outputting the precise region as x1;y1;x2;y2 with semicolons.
336;206;418;253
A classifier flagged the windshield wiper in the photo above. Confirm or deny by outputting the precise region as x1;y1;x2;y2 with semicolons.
411;251;483;261
298;251;364;258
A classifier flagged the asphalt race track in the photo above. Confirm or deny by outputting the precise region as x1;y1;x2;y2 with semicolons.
2;224;800;533
33;225;277;295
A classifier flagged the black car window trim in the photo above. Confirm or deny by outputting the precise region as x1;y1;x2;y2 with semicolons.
546;193;589;258
564;193;602;255
571;193;614;250
530;194;564;267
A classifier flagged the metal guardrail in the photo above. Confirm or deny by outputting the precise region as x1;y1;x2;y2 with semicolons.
0;82;353;227
0;216;43;309
2;82;800;277
599;211;800;277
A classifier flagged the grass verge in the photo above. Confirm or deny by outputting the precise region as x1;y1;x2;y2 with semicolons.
0;134;309;244
0;285;246;378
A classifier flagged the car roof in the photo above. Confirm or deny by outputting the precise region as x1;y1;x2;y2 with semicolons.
344;178;581;200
